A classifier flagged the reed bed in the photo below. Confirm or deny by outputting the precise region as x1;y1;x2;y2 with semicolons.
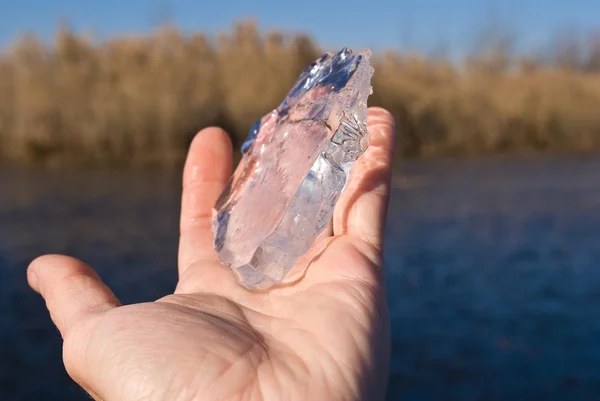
1;21;599;167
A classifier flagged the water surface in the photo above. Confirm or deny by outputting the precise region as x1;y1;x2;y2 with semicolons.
2;156;600;400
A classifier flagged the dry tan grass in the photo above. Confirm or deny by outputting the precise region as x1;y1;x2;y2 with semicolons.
1;20;599;167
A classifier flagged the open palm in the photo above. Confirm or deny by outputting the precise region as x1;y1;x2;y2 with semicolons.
28;107;396;401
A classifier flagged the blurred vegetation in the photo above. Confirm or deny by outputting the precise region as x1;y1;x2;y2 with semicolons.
1;20;600;167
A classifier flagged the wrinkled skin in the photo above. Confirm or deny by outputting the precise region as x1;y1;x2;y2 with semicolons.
28;107;396;401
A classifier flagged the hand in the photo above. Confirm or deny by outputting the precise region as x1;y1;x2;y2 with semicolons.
28;107;396;401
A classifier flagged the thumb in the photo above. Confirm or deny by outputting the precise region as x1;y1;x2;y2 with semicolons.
28;255;120;339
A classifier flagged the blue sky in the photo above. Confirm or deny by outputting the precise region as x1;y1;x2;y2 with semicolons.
1;0;599;54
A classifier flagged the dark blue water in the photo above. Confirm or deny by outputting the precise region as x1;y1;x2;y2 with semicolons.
2;156;600;400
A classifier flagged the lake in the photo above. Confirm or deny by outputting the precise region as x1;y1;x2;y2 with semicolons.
2;155;600;400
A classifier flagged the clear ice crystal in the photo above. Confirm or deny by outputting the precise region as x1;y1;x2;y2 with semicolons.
212;47;374;289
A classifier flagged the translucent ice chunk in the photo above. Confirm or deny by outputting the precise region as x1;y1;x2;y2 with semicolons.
212;47;374;289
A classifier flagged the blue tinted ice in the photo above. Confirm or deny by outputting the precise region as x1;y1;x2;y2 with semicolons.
212;48;374;289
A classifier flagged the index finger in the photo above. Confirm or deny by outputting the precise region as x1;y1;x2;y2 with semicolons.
178;128;233;277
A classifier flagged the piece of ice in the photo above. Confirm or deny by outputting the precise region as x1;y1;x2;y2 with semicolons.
212;47;374;289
